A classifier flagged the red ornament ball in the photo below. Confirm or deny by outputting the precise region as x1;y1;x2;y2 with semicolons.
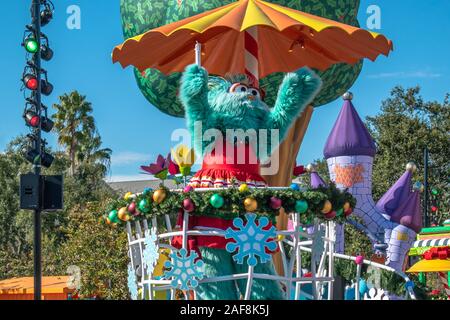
128;202;137;214
344;208;353;217
325;211;336;220
183;198;195;213
270;197;282;210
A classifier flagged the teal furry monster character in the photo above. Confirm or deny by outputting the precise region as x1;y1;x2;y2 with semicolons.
175;64;322;300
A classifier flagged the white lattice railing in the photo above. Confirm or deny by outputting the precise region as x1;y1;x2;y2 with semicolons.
126;187;416;301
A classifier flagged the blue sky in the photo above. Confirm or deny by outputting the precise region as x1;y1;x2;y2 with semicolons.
1;0;449;182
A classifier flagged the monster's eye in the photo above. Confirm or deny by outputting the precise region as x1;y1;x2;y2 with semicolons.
229;83;248;93
249;88;261;99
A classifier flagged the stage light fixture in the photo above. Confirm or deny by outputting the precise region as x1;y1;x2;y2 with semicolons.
40;79;53;96
40;45;53;61
24;37;39;54
23;74;39;90
24;110;40;127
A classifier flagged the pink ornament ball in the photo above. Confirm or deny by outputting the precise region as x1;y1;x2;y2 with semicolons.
355;255;364;265
184;185;194;193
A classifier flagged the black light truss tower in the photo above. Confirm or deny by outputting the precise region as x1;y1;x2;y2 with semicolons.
20;0;55;301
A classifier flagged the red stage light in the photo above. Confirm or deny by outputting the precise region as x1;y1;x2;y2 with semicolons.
24;111;40;127
23;74;38;90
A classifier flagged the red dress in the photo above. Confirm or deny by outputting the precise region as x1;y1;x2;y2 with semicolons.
189;141;267;188
172;141;277;257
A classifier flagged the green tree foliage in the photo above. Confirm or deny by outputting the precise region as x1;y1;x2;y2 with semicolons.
0;92;127;298
52;91;100;176
367;86;449;224
61;201;129;299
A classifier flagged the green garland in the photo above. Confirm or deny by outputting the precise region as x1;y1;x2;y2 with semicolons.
104;183;356;227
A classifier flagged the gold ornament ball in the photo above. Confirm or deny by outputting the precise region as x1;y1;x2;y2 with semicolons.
321;200;332;214
124;192;133;200
277;234;285;242
118;207;129;221
239;184;249;192
153;189;167;204
343;202;351;212
244;197;258;212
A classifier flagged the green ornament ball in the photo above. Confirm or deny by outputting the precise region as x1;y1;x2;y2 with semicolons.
108;210;119;223
431;188;439;196
210;194;224;209
139;199;150;213
336;208;344;217
295;200;308;214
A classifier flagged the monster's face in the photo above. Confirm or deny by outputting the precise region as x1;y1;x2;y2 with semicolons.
206;77;270;131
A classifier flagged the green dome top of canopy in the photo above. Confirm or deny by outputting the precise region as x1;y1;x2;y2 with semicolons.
120;0;364;118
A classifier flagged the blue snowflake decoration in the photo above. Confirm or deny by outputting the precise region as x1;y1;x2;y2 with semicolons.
143;228;159;275
225;213;277;267
163;248;204;290
127;264;139;300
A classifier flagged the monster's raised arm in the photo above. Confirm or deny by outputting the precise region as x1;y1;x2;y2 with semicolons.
268;67;322;141
180;64;210;131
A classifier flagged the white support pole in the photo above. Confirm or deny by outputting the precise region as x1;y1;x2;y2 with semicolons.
294;213;301;300
327;221;335;300
244;265;254;300
164;214;173;232
195;42;202;66
311;222;318;300
355;263;362;300
182;210;189;251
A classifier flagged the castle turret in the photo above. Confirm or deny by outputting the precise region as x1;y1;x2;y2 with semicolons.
386;190;422;270
376;163;415;219
324;92;422;271
307;164;327;188
324;93;395;245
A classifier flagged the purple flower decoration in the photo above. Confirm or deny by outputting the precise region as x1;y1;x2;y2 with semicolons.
141;154;168;175
141;154;180;181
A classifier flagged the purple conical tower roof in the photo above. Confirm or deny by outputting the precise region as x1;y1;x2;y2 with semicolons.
324;93;376;159
376;170;413;216
311;172;327;188
390;191;423;233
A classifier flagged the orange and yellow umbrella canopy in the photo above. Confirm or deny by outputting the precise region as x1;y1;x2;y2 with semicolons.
113;0;393;78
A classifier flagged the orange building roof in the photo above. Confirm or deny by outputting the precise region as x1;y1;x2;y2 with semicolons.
0;276;73;295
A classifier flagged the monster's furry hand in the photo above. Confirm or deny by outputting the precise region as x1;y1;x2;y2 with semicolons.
269;67;322;140
180;64;209;122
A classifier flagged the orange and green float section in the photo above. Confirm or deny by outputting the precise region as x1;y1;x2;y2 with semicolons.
119;0;363;117
104;183;356;227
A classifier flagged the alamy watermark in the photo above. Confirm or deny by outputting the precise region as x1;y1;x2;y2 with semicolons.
66;5;81;30
366;5;382;30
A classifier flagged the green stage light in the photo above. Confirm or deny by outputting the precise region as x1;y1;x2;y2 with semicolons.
24;38;39;53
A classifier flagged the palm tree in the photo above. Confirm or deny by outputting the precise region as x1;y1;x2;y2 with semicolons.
52;91;97;175
77;130;112;176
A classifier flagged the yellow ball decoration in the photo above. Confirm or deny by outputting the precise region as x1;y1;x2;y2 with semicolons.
153;189;167;204
124;192;133;200
244;197;258;212
277;234;285;242
118;207;129;221
321;200;332;214
239;184;249;192
343;202;351;212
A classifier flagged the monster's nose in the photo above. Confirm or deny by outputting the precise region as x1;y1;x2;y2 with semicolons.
247;95;255;101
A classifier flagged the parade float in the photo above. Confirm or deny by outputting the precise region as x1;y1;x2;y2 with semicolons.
106;0;422;300
407;220;450;299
